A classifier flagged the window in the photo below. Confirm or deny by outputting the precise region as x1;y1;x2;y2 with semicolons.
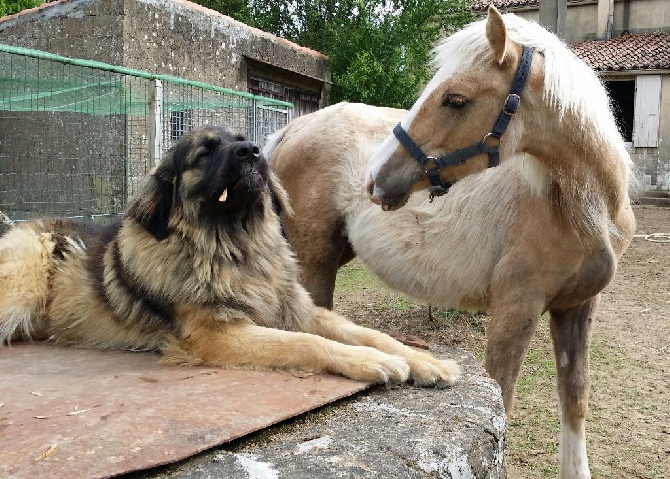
248;76;320;118
170;110;192;141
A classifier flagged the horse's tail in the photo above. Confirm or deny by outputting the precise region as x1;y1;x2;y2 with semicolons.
264;126;293;238
263;125;288;165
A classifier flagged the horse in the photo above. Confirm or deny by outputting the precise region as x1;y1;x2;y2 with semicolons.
267;7;635;479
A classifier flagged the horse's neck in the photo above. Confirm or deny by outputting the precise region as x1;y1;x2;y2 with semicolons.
540;141;629;243
529;112;629;214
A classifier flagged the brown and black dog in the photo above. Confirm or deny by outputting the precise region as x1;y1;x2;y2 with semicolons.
0;124;459;387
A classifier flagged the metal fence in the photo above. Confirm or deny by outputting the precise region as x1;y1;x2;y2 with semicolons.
0;43;293;230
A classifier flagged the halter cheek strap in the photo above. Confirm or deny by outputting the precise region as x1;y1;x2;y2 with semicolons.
393;45;534;201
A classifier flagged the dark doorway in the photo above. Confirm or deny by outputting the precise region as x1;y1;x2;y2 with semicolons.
604;80;635;142
248;76;320;118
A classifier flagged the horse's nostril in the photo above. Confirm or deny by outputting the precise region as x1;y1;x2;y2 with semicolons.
366;180;375;197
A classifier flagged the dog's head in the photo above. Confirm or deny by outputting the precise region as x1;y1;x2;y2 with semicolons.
127;125;278;240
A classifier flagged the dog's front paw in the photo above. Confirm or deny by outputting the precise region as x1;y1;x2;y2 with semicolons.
407;352;460;388
338;347;410;385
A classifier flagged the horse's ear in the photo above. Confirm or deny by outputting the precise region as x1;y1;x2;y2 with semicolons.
486;6;516;66
125;162;176;241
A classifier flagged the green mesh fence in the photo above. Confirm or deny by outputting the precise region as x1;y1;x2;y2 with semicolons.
0;43;293;230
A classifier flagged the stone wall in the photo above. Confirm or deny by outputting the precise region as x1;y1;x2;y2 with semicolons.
0;0;328;223
0;0;126;65
0;111;127;220
0;0;331;103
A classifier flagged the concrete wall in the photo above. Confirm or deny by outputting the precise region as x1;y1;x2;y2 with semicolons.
502;3;598;45
0;111;127;219
0;0;331;102
122;0;330;101
0;0;330;222
0;0;126;64
565;3;598;44
614;0;670;33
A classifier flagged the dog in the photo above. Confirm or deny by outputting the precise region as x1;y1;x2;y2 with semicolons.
0;125;459;387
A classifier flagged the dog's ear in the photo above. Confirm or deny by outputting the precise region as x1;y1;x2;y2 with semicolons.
125;161;176;241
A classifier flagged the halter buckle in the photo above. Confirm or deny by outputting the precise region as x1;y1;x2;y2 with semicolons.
422;156;439;174
503;94;521;116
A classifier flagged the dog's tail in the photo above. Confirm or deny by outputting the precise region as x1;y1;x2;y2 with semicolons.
0;224;54;345
0;210;16;235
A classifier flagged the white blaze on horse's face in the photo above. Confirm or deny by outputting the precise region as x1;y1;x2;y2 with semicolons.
366;7;529;211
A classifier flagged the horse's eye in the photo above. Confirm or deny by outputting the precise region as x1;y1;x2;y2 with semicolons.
442;94;468;109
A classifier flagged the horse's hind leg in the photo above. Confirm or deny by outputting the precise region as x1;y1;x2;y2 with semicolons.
549;296;598;479
282;206;354;309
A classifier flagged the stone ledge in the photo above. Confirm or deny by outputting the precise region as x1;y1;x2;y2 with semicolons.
146;346;506;479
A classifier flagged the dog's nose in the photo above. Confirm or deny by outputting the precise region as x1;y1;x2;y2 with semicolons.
233;141;261;163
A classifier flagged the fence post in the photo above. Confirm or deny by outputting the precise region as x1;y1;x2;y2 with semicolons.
251;98;258;144
148;79;163;167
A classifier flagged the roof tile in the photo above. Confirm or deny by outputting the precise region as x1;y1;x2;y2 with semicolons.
471;0;537;10
570;33;670;71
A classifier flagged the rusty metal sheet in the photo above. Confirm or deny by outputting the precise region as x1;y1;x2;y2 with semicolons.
0;343;370;479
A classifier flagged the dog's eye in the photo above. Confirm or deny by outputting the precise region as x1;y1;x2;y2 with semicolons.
184;152;209;171
203;137;222;150
442;94;468;109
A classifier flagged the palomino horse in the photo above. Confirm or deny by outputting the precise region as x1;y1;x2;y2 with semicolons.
268;7;635;479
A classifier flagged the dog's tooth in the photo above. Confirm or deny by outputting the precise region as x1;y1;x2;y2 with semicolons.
219;189;228;202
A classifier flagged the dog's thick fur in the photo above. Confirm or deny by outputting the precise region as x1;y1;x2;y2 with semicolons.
0;125;458;386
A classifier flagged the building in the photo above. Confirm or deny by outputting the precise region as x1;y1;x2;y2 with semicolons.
0;0;331;223
0;0;331;115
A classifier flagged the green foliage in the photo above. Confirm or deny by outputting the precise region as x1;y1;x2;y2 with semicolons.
209;0;476;108
0;0;45;17
195;0;254;25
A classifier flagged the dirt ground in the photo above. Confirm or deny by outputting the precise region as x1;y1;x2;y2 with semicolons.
333;205;669;478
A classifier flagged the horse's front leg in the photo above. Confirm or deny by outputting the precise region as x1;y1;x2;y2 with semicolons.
485;290;544;415
549;296;598;479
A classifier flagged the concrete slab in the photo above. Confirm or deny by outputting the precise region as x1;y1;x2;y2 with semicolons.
0;343;370;479
137;346;507;479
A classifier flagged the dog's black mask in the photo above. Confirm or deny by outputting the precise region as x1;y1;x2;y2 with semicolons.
127;125;270;240
193;132;269;214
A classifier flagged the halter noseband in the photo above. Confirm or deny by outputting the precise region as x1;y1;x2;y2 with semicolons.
393;45;534;201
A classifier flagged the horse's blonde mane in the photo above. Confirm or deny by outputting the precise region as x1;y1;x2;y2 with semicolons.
419;13;631;170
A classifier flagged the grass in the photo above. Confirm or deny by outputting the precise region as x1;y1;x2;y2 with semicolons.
335;260;486;325
334;260;384;293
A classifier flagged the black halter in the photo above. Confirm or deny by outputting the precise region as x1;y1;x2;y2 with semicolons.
393;45;534;201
